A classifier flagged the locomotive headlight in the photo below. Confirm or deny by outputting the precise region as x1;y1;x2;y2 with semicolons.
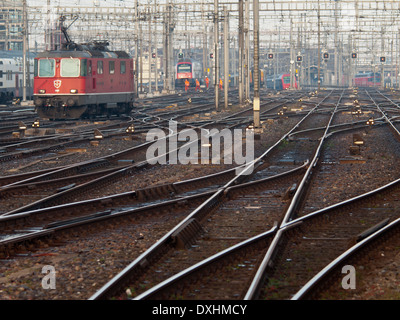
39;89;46;94
70;89;78;94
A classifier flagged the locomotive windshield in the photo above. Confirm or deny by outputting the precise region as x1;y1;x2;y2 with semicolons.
283;76;290;84
177;63;192;73
61;58;80;77
37;59;55;77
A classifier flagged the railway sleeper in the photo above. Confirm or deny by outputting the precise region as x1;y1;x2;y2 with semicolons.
136;184;176;201
283;183;298;200
356;218;390;243
170;218;205;250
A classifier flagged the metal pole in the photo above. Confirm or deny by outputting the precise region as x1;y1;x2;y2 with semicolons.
334;0;338;86
168;4;172;92
273;44;276;90
245;0;250;101
155;3;158;93
203;25;207;81
277;27;280;89
22;0;27;102
253;0;260;129
163;5;169;92
46;0;50;51
148;6;152;95
349;34;352;87
140;23;143;93
391;37;394;88
135;0;139;97
169;3;175;92
339;35;342;86
214;0;219;111
317;0;321;91
238;0;244;105
397;30;399;89
224;6;229;110
290;18;293;89
381;27;385;90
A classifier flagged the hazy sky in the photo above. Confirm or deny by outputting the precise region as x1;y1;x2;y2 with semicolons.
24;0;400;63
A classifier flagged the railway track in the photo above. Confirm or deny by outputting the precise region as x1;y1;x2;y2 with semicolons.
4;88;400;301
0;89;305;238
0;90;306;216
87;89;340;299
87;88;400;301
0;89;316;298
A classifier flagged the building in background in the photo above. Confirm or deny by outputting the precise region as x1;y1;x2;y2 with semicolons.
0;0;24;51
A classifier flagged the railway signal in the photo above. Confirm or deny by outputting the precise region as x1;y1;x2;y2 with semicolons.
94;129;104;140
296;55;302;63
323;52;329;60
152;53;156;59
178;53;183;59
210;53;214;59
268;53;274;60
126;124;135;134
32;119;40;128
351;53;357;59
380;56;386;63
19;121;27;130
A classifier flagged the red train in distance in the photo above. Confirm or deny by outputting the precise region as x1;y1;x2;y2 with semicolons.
175;58;203;88
353;72;381;87
266;73;297;90
34;18;134;120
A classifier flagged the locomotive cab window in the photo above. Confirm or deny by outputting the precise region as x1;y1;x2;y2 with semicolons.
97;61;103;74
38;58;55;77
283;76;290;84
177;63;191;73
109;61;115;74
61;58;80;77
120;61;126;74
80;59;87;76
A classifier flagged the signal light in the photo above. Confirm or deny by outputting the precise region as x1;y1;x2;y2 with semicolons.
296;55;302;62
19;121;27;130
126;124;135;134
152;53;156;59
94;129;104;140
351;53;357;59
323;52;329;60
380;56;386;63
210;53;214;59
32;119;40;128
268;53;274;60
178;53;183;59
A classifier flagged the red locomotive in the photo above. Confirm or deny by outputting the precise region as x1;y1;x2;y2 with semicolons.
175;58;203;88
34;17;134;120
266;73;297;90
353;72;381;87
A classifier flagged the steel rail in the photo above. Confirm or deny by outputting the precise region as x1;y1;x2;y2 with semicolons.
89;90;334;300
133;226;279;300
245;88;400;300
366;90;400;137
244;89;344;300
291;208;400;300
129;163;309;300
